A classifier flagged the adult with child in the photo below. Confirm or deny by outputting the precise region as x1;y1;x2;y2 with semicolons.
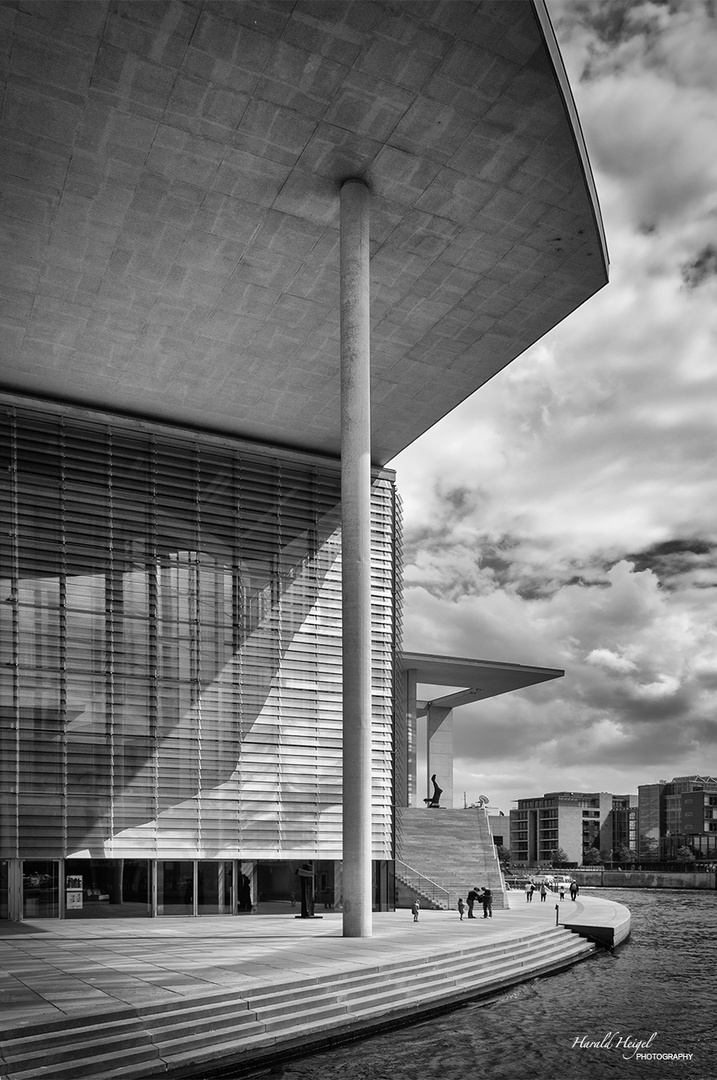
466;886;481;918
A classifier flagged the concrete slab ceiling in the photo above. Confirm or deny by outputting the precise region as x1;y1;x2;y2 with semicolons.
0;0;608;466
402;651;564;705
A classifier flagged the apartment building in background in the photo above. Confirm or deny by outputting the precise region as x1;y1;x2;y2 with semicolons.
509;791;639;866
638;776;717;861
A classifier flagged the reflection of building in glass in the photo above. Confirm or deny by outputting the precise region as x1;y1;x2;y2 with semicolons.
680;790;717;859
638;776;717;861
1;406;395;917
611;794;638;855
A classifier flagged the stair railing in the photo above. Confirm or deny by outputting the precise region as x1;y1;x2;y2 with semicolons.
477;803;508;894
394;859;450;909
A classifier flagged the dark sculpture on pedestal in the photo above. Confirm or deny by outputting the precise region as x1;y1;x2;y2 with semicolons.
423;773;443;808
295;862;321;918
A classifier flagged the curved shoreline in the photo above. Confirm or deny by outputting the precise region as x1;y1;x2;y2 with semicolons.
0;895;629;1079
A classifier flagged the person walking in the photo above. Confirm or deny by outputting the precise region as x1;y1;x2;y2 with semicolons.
481;886;493;919
559;884;566;901
525;881;534;903
570;880;579;901
457;897;465;921
540;882;547;902
412;899;420;922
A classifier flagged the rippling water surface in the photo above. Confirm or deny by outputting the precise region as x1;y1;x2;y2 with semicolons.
211;890;717;1080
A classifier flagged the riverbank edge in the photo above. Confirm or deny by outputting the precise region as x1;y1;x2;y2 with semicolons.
572;870;717;890
0;899;628;1080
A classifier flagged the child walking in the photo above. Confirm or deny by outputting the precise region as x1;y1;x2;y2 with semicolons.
457;897;465;921
412;899;420;922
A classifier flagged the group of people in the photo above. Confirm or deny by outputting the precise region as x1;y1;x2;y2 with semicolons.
412;877;580;923
524;879;579;902
410;884;493;923
458;885;493;920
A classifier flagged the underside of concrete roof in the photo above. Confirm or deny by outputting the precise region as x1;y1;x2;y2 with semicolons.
0;0;608;466
401;651;564;705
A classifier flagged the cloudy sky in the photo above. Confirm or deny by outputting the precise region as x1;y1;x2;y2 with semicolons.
392;0;717;813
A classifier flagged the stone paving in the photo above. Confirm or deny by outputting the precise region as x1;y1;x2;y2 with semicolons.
0;892;628;1035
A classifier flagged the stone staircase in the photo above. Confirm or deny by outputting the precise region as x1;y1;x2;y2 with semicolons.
0;927;595;1080
394;861;450;910
397;806;507;909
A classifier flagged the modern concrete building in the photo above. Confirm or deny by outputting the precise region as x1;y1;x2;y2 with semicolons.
638;775;717;861
0;0;608;928
510;791;616;866
611;793;638;857
679;789;717;860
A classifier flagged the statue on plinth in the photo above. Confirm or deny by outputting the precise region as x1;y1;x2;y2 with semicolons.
295;862;318;918
423;774;443;808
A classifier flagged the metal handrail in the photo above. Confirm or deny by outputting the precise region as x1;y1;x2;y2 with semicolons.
394;859;450;908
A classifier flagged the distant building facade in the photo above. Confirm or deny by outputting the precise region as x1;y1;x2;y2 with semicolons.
509;791;640;866
487;811;508;850
638;776;717;861
611;794;639;856
508;776;717;867
510;792;615;866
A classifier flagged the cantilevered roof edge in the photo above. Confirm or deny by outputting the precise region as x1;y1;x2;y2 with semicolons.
401;652;565;698
532;0;610;275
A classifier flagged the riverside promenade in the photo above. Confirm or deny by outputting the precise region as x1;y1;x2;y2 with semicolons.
0;894;629;1080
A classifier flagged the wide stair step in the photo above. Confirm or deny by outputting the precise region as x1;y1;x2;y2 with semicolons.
0;930;594;1080
397;807;508;908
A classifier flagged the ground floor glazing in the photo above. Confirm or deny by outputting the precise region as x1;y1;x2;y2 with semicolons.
0;859;395;920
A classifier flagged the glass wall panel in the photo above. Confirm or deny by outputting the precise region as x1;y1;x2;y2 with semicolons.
0;403;396;866
158;860;194;915
197;860;233;914
0;861;7;919
23;860;59;918
64;859;150;918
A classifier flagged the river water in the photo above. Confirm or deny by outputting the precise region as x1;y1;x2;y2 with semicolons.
205;889;716;1080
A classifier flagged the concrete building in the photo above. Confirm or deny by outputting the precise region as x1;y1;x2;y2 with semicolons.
680;789;717;860
0;0;607;926
638;776;717;861
510;791;617;866
611;793;638;857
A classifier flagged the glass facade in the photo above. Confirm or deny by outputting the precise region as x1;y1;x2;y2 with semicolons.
64;858;150;917
0;403;397;903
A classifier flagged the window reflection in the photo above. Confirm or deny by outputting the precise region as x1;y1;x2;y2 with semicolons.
0;405;395;874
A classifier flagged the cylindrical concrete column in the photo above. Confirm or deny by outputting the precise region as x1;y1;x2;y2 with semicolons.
340;178;372;938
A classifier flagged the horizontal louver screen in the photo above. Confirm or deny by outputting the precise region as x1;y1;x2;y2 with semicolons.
0;404;395;860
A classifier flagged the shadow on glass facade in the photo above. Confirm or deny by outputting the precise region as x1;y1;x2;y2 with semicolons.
0;403;397;917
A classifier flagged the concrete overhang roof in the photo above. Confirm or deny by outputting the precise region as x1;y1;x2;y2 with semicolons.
0;0;607;467
401;650;564;707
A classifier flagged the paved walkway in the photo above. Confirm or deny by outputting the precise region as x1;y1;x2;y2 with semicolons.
0;892;628;1036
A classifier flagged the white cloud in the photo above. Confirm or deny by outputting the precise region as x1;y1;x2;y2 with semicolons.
586;649;638;674
392;1;717;812
635;674;681;699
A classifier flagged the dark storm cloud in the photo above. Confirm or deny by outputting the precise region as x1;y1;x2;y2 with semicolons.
681;244;717;289
576;0;671;79
555;0;717;83
624;538;717;587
